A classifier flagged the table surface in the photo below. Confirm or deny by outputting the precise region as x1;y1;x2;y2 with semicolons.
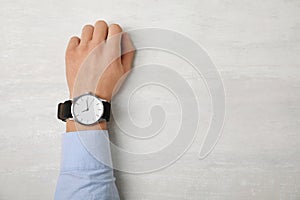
0;0;299;199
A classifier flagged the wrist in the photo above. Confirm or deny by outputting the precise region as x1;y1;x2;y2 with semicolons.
66;120;107;132
69;90;111;102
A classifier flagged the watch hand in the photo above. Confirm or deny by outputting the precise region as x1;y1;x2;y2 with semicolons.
81;109;88;113
85;99;89;111
87;98;95;109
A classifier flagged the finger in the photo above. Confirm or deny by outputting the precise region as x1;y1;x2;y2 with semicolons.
121;33;135;73
107;24;123;62
92;20;108;43
80;25;94;45
67;36;80;49
107;23;123;38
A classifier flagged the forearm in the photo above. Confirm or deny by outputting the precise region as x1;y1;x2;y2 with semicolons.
55;130;119;200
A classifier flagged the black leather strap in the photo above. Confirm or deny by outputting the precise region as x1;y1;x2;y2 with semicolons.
102;101;111;122
57;100;73;122
57;99;111;122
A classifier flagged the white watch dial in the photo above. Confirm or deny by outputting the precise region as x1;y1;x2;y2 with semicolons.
72;94;104;125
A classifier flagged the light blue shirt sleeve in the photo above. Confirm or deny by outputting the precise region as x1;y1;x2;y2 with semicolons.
54;130;120;200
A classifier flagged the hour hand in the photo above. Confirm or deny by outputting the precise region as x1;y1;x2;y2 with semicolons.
81;108;88;113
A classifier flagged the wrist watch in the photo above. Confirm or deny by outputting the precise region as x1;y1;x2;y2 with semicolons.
57;92;111;125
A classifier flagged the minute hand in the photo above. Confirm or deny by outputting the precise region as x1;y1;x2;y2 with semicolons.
87;98;95;109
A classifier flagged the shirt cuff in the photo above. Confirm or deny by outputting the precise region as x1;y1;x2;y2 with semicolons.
60;130;113;172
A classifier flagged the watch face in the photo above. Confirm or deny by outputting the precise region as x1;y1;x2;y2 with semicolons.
72;94;104;125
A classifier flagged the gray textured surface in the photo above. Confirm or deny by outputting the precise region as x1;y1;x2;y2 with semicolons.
0;0;300;199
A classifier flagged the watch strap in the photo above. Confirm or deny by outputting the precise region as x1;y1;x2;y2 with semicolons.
57;100;73;122
102;101;111;122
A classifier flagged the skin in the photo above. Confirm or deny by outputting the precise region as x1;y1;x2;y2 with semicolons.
65;20;135;132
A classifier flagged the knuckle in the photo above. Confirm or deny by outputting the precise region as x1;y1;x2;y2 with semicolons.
95;20;108;27
83;24;94;31
109;24;122;32
69;36;79;41
66;49;76;57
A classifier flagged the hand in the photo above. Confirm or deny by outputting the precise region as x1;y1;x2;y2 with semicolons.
65;20;135;131
65;20;135;101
